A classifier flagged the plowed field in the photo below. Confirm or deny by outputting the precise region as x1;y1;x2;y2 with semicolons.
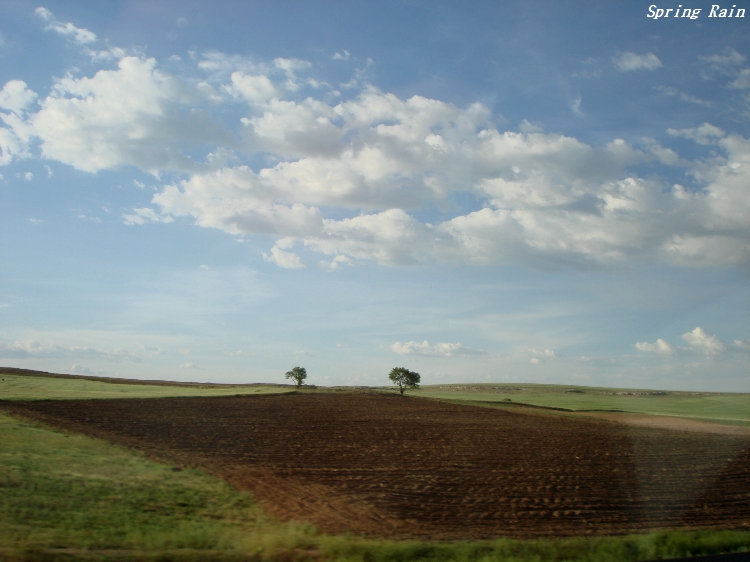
3;393;749;540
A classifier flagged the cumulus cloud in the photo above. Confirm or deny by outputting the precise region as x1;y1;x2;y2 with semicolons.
146;100;750;268
4;16;750;271
636;338;676;354
636;328;729;356
390;340;483;357
613;52;662;72
528;348;556;363
0;80;38;114
262;244;304;268
681;327;726;355
668;123;725;145
0;80;37;165
31;57;230;173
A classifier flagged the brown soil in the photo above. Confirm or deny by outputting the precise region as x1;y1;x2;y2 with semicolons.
2;393;749;540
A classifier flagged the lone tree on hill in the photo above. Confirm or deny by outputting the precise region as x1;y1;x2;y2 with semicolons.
285;366;307;389
389;367;420;395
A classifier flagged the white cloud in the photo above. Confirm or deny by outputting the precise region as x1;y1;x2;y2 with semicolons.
35;7;54;21
225;72;278;104
613;52;662;72
529;348;556;358
681;327;726;355
636;338;676;354
528;348;556;363
151;101;750;268
333;50;350;61
31;57;227;173
667;123;725;145
655;86;711;107
4;32;749;271
273;57;311;91
729;68;750;89
36;6;97;44
179;362;198;369
70;364;105;375
0;339;140;361
390;340;482;357
733;339;750;351
0;80;38;114
123;207;174;225
262;245;304;268
0;81;37;165
318;255;352;270
700;48;747;79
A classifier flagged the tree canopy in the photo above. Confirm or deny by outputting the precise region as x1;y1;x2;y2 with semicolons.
388;367;420;395
285;366;307;389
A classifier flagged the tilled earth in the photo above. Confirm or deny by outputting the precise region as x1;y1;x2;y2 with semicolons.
2;393;749;539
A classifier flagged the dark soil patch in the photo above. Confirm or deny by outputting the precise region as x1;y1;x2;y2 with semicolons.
2;393;749;540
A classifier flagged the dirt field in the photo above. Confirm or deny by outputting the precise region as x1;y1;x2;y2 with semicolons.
2;393;749;540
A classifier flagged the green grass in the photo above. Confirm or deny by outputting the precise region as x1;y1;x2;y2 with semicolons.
0;410;322;556
0;372;290;401
414;383;750;426
2;410;750;561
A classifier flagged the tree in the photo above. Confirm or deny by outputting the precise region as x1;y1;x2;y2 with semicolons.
285;366;307;389
388;367;420;395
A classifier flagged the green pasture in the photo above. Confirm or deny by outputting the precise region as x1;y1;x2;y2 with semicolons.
0;371;290;401
415;384;750;425
1;410;749;561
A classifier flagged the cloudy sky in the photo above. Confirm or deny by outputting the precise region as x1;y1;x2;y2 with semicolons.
1;1;749;390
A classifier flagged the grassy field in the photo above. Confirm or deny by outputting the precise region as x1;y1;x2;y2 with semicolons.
414;384;750;426
0;370;290;401
2;370;750;560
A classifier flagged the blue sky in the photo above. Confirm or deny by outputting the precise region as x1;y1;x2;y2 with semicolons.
1;1;749;390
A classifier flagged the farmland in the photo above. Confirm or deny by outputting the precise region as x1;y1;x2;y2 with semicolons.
2;371;750;561
3;392;750;542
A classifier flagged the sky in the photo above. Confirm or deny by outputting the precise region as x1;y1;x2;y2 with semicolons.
0;1;749;391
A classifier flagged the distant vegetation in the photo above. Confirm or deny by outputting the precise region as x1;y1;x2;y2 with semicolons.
388;367;420;395
285;366;308;389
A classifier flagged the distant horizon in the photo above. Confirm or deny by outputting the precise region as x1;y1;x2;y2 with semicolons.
0;2;748;392
3;366;747;395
